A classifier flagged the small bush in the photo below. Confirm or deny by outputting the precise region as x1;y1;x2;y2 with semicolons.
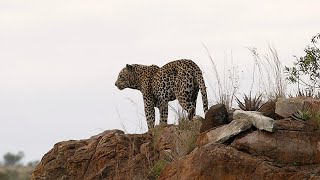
285;33;320;93
3;152;24;166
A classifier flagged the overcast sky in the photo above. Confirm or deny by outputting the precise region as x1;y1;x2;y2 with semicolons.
1;0;319;163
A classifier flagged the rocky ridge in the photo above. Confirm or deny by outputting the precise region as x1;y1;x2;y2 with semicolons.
32;97;320;180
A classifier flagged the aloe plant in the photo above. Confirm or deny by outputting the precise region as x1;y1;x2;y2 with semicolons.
235;93;262;111
292;109;311;121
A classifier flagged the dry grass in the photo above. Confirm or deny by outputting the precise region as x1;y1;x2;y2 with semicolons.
147;159;168;180
248;45;286;100
202;43;239;111
170;105;201;155
289;89;320;99
146;107;201;179
177;119;201;155
201;44;287;111
169;104;188;123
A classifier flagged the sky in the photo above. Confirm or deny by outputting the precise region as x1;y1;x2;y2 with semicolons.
1;0;320;163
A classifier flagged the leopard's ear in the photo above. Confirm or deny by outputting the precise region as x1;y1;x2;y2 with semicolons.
126;64;133;71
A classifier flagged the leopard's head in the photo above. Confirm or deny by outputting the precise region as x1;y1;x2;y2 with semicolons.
115;64;139;90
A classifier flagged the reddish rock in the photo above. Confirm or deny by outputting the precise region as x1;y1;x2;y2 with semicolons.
32;129;154;180
258;100;276;118
32;125;201;180
275;118;319;131
231;129;320;164
153;124;200;160
200;104;229;133
230;119;320;165
158;143;320;180
160;119;320;180
32;118;320;180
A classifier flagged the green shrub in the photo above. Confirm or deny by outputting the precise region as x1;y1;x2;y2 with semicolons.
285;33;320;92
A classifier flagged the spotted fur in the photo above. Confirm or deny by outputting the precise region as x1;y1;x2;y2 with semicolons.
115;59;208;129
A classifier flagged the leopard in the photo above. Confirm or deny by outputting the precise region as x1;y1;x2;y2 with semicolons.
115;59;208;130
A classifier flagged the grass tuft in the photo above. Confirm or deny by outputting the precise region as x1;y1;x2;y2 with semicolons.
202;43;239;112
147;159;168;180
248;46;286;101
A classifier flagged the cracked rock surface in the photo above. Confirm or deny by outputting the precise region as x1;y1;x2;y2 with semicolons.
32;129;154;180
31;125;200;180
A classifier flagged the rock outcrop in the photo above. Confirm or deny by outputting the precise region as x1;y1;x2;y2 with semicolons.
31;124;200;180
159;119;320;179
32;129;153;180
32;99;320;180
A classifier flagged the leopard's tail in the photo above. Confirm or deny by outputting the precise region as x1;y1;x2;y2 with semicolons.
195;67;209;114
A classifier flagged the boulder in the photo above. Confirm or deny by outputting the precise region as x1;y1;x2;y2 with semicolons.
158;143;320;180
200;104;229;133
197;118;252;147
258;100;276;119
231;127;320;164
275;97;320;118
233;110;275;132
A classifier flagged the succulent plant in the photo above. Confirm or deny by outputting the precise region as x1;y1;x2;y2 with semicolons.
235;93;262;111
292;109;311;121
